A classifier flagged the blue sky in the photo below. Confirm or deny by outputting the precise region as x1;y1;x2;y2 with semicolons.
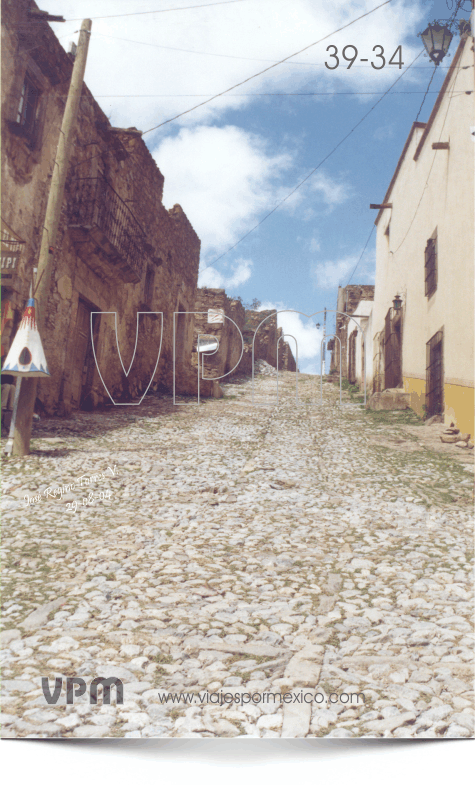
48;0;469;372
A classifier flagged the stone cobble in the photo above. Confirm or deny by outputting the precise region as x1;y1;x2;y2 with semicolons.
1;371;473;739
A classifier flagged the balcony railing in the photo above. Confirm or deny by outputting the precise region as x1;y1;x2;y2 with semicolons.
68;176;146;283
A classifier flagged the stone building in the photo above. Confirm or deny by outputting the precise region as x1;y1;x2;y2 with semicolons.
371;30;474;433
242;308;297;372
190;290;296;385
329;285;375;383
191;288;249;389
1;0;200;415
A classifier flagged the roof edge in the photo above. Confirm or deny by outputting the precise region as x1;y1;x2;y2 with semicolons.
374;122;426;227
413;35;469;161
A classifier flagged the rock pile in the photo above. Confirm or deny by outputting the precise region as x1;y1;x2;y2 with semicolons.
441;424;473;449
254;360;278;377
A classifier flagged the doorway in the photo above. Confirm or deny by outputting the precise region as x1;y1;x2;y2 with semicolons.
384;308;402;389
426;329;444;417
71;298;100;409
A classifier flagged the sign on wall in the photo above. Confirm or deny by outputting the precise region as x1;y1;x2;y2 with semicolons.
208;308;224;324
1;220;24;282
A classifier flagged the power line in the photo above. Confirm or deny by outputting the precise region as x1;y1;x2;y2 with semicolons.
198;49;423;277
392;58;465;256
344;226;375;287
336;30;466;289
66;0;250;22
94;90;468;97
141;0;395;135
415;65;438;122
93;31;452;68
412;0;464;124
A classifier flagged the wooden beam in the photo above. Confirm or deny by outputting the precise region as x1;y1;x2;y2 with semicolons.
370;203;392;209
110;127;143;137
27;10;66;22
432;142;450;150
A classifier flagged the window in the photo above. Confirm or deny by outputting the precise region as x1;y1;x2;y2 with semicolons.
424;232;437;297
15;74;40;139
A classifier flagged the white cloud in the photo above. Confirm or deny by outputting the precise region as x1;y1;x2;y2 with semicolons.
309;171;349;207
48;0;426;133
275;169;352;221
259;300;325;363
312;249;375;290
309;236;321;252
153;124;292;257
199;258;252;288
313;255;359;289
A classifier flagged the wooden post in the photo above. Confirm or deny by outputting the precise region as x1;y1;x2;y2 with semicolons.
11;19;92;457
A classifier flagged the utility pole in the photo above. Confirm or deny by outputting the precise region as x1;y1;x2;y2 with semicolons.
11;19;92;456
322;307;327;376
472;2;475;142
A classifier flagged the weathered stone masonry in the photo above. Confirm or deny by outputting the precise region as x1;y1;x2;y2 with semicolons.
191;289;297;383
1;0;200;414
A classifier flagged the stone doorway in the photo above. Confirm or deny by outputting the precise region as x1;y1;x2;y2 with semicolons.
71;298;100;410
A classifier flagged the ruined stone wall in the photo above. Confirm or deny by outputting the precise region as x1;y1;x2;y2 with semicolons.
1;0;200;414
278;334;297;372
331;285;374;378
242;309;296;372
243;309;278;366
190;298;296;382
190;288;247;386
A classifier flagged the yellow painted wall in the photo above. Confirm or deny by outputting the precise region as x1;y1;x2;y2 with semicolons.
404;376;474;434
404;376;425;418
444;383;474;436
372;37;474;429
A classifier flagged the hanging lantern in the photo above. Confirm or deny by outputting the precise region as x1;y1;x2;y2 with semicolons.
2;297;50;376
419;22;453;65
392;294;403;311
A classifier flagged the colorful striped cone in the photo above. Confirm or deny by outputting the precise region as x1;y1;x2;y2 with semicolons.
2;298;50;377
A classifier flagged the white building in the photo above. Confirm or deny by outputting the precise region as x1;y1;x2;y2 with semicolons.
371;30;474;433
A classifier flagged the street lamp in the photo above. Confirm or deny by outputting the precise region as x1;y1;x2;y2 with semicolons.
392;294;403;311
419;22;453;65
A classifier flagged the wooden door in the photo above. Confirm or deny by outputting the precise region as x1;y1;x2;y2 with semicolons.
426;331;443;416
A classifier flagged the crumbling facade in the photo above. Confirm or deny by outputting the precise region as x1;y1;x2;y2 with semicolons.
1;0;200;415
191;290;296;384
191;288;249;387
242;308;296;372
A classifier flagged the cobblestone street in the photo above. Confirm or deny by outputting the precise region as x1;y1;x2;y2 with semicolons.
1;371;474;739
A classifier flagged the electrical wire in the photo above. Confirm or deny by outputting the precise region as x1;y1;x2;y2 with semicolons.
93;30;451;69
341;21;466;288
344;226;375;287
415;65;440;122
391;57;465;256
331;13;468;289
94;90;468;97
198;49;423;277
66;0;250;22
140;0;395;135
